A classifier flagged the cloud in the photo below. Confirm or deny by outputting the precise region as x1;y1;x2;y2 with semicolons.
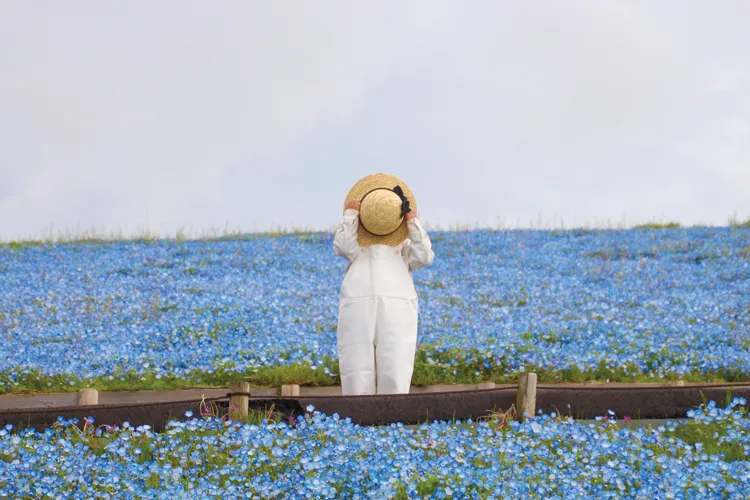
0;0;748;239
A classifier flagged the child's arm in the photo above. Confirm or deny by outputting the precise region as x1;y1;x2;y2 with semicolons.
403;214;434;271
333;206;360;261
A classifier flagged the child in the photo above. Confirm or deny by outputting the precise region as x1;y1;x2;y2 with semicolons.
333;173;435;395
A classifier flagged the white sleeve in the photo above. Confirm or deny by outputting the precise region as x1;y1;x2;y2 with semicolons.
333;209;360;261
402;218;434;271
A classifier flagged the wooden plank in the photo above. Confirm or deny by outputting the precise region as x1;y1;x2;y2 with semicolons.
229;381;249;423
280;384;300;397
516;373;537;421
78;389;99;406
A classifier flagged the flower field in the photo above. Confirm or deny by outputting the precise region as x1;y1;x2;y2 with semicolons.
0;226;749;392
1;399;749;498
2;226;750;498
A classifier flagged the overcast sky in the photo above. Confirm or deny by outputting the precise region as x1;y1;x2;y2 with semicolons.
1;1;748;240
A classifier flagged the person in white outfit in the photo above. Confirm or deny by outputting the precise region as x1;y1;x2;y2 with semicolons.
333;173;435;395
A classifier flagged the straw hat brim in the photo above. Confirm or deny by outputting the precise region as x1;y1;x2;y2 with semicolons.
343;173;417;247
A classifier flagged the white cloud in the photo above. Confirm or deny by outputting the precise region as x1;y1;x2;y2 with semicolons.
0;0;748;239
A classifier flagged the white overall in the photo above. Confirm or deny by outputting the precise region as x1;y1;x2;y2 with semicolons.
334;209;435;395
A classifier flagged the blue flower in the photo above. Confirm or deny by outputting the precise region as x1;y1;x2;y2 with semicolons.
1;228;749;496
4;403;745;496
1;228;747;388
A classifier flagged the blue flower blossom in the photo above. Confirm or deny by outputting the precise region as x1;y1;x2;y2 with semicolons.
0;228;746;386
0;402;748;497
0;228;749;496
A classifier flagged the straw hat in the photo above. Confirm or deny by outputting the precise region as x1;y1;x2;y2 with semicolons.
343;173;417;247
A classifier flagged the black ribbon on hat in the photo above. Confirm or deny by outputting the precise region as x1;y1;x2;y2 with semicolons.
392;185;411;218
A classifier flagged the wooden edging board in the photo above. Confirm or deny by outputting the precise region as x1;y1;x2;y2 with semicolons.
0;380;745;411
2;384;748;432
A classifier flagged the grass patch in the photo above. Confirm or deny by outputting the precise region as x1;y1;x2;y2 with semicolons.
3;348;750;394
633;221;681;230
0;226;330;248
728;216;750;229
0;359;342;394
662;398;750;463
664;419;748;462
2;216;746;249
0;240;48;250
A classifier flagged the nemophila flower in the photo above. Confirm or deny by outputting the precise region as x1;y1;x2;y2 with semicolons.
1;231;749;495
0;228;748;388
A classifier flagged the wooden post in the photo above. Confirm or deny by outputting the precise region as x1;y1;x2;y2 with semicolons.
516;372;537;422
77;388;99;406
476;382;496;390
229;381;249;423
281;384;300;397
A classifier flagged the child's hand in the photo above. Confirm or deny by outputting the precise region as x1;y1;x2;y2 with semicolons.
405;210;417;220
345;200;361;211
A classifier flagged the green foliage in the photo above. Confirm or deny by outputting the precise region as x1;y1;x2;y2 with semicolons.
633;221;682;230
0;358;341;394
0;225;329;248
664;421;748;463
2;213;747;250
0;240;47;250
728;216;750;229
5;343;750;395
663;404;750;463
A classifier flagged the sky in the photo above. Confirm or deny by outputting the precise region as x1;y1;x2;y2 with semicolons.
1;1;748;240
